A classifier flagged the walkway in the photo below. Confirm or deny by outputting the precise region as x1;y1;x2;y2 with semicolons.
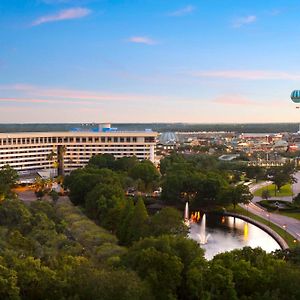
244;173;300;241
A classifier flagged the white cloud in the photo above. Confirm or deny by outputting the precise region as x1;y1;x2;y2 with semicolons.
232;15;257;28
32;7;91;26
168;5;196;17
127;36;157;45
190;70;300;81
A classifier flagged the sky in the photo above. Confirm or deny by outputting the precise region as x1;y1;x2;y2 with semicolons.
1;0;300;123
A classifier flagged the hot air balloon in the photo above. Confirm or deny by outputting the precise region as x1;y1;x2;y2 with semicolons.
291;90;300;108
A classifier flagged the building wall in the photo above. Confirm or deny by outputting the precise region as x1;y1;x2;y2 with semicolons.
0;131;157;173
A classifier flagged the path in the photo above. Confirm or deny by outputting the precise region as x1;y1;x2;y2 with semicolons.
243;173;300;241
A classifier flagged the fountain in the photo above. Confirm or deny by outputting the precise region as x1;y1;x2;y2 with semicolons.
197;213;210;244
184;202;190;226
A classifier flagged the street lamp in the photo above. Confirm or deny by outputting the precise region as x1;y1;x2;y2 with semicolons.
283;224;287;240
266;213;270;225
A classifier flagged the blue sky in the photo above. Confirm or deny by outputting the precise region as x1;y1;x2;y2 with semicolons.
1;0;300;123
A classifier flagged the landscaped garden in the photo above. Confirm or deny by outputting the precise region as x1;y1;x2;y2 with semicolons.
254;183;293;197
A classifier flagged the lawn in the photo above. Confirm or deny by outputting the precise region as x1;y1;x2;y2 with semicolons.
253;183;293;197
277;211;300;221
226;205;297;248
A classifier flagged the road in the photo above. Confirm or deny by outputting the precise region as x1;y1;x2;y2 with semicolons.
243;172;300;241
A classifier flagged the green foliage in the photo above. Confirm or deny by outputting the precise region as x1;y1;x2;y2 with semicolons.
87;153;116;169
0;165;19;200
0;199;32;233
127;197;149;243
268;164;296;194
117;199;135;245
220;184;253;209
261;189;271;200
147;207;188;237
129;160;160;192
0;263;20;300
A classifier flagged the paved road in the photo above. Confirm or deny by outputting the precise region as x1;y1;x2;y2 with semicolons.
244;173;300;241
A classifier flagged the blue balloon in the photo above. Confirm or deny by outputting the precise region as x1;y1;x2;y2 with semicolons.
291;90;300;103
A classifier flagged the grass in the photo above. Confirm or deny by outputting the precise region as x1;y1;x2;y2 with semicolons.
257;200;300;221
226;205;297;248
253;183;293;197
277;211;300;221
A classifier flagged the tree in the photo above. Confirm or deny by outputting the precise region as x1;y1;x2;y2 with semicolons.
117;199;135;245
0;264;20;300
85;182;125;231
268;165;296;195
0;199;32;233
122;236;184;300
261;189;271;201
220;184;253;209
129;160;160;192
0;165;19;200
147;207;188;237
87;154;115;170
127;197;149;243
0;165;19;187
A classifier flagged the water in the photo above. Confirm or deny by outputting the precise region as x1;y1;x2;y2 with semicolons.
184;202;190;226
188;214;281;260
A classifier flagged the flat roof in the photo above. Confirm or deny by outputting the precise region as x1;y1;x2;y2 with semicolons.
0;131;158;138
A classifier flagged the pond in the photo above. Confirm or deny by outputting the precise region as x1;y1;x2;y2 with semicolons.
188;214;281;260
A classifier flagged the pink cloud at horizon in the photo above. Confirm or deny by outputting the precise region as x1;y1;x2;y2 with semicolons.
191;70;300;81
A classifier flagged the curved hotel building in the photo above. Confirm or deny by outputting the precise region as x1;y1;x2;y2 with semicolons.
0;125;157;175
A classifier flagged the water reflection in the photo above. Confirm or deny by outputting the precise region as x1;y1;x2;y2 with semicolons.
188;215;281;260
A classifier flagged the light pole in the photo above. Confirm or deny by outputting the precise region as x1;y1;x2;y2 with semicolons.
266;213;270;225
283;224;287;240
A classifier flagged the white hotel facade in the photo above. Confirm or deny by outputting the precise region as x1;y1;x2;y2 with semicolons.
0;129;157;174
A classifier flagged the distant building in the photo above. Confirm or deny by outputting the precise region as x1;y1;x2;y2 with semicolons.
0;124;157;174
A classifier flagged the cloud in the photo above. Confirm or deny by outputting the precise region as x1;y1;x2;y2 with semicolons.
127;36;157;45
168;5;196;17
232;15;257;28
190;70;300;81
40;0;71;4
0;84;169;103
212;95;256;106
32;7;91;26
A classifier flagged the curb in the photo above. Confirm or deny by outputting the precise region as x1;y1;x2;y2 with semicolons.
222;212;289;250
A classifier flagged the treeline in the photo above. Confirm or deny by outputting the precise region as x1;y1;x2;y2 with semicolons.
1;122;300;133
1;198;300;299
64;155;185;245
0;198;149;299
160;154;253;209
1;163;300;299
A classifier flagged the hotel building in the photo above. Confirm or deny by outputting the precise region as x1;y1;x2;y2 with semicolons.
0;127;157;174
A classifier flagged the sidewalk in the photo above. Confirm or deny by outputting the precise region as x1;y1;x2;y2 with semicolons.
244;176;300;241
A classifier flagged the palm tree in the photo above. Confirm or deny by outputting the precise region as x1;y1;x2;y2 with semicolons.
57;145;66;177
46;150;57;177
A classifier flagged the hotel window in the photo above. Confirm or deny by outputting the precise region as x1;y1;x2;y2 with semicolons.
113;137;118;142
76;138;80;142
88;137;93;142
64;138;68;143
101;137;105;142
126;137;130;142
35;138;39;143
120;137;124;142
132;137;137;142
107;137;112;142
95;137;99;142
82;138;86;142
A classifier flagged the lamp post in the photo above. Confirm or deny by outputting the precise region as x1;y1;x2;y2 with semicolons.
266;213;270;225
283;224;287;240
